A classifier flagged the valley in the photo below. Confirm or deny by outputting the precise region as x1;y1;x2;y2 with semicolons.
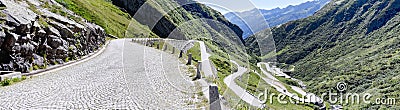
0;0;399;109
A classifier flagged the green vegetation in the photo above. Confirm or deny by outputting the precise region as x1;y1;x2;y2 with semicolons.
151;41;164;50
38;17;50;28
64;57;70;62
209;55;232;93
27;2;40;14
276;76;300;87
47;2;68;17
54;0;155;38
187;42;201;62
246;0;400;109
125;20;159;38
235;72;260;94
1;76;27;86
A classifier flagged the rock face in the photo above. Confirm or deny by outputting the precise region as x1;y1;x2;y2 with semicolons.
0;0;106;73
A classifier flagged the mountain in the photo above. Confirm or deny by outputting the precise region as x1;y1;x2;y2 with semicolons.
111;0;248;66
112;0;243;41
225;0;330;38
246;0;400;109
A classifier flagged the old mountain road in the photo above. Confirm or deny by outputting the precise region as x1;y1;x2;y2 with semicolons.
198;41;213;78
257;62;323;104
0;39;199;109
224;60;264;108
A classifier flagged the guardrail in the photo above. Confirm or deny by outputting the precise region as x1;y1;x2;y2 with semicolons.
131;38;197;65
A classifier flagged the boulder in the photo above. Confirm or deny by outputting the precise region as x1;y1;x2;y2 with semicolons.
61;38;69;48
40;9;84;32
32;21;40;32
45;26;61;37
32;54;44;67
36;29;46;38
2;25;16;32
40;44;52;54
49;21;74;39
47;35;62;48
12;43;20;53
2;32;19;51
20;42;35;56
0;30;5;46
0;0;106;72
55;59;63;64
16;61;30;73
19;34;31;43
56;46;67;55
47;48;57;59
2;62;13;71
66;38;75;45
2;0;37;34
68;45;77;53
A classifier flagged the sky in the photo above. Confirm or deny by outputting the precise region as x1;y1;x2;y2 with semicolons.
250;0;314;10
195;0;314;14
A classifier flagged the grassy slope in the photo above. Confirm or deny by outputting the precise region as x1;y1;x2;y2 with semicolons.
187;42;201;61
247;0;400;109
55;0;157;38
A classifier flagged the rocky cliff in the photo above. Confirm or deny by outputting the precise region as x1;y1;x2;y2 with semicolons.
0;0;106;73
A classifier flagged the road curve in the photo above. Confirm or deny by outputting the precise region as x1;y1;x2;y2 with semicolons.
224;61;264;108
0;39;197;109
257;62;322;103
198;41;214;78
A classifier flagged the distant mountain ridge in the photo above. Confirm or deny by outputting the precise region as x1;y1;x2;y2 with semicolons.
225;0;330;38
245;0;400;109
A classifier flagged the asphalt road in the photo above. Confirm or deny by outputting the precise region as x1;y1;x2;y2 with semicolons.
257;62;322;103
224;61;264;108
0;39;197;109
198;41;214;78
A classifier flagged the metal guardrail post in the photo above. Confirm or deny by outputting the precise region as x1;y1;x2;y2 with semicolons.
187;53;192;65
172;47;175;54
179;50;183;58
194;62;202;80
157;40;160;49
209;85;221;110
163;45;167;51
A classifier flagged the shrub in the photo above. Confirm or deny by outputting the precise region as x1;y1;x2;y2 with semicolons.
1;79;11;86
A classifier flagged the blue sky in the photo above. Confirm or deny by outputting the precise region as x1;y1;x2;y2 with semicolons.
196;0;314;14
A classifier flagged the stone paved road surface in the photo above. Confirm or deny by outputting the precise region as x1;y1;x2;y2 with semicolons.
0;39;197;109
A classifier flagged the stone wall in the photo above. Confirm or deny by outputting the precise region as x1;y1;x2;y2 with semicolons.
0;0;106;73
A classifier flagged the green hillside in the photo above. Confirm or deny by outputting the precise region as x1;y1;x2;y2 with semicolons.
246;0;400;109
54;0;323;109
112;0;249;74
55;0;157;38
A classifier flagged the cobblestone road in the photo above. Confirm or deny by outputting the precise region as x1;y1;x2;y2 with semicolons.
0;39;197;109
